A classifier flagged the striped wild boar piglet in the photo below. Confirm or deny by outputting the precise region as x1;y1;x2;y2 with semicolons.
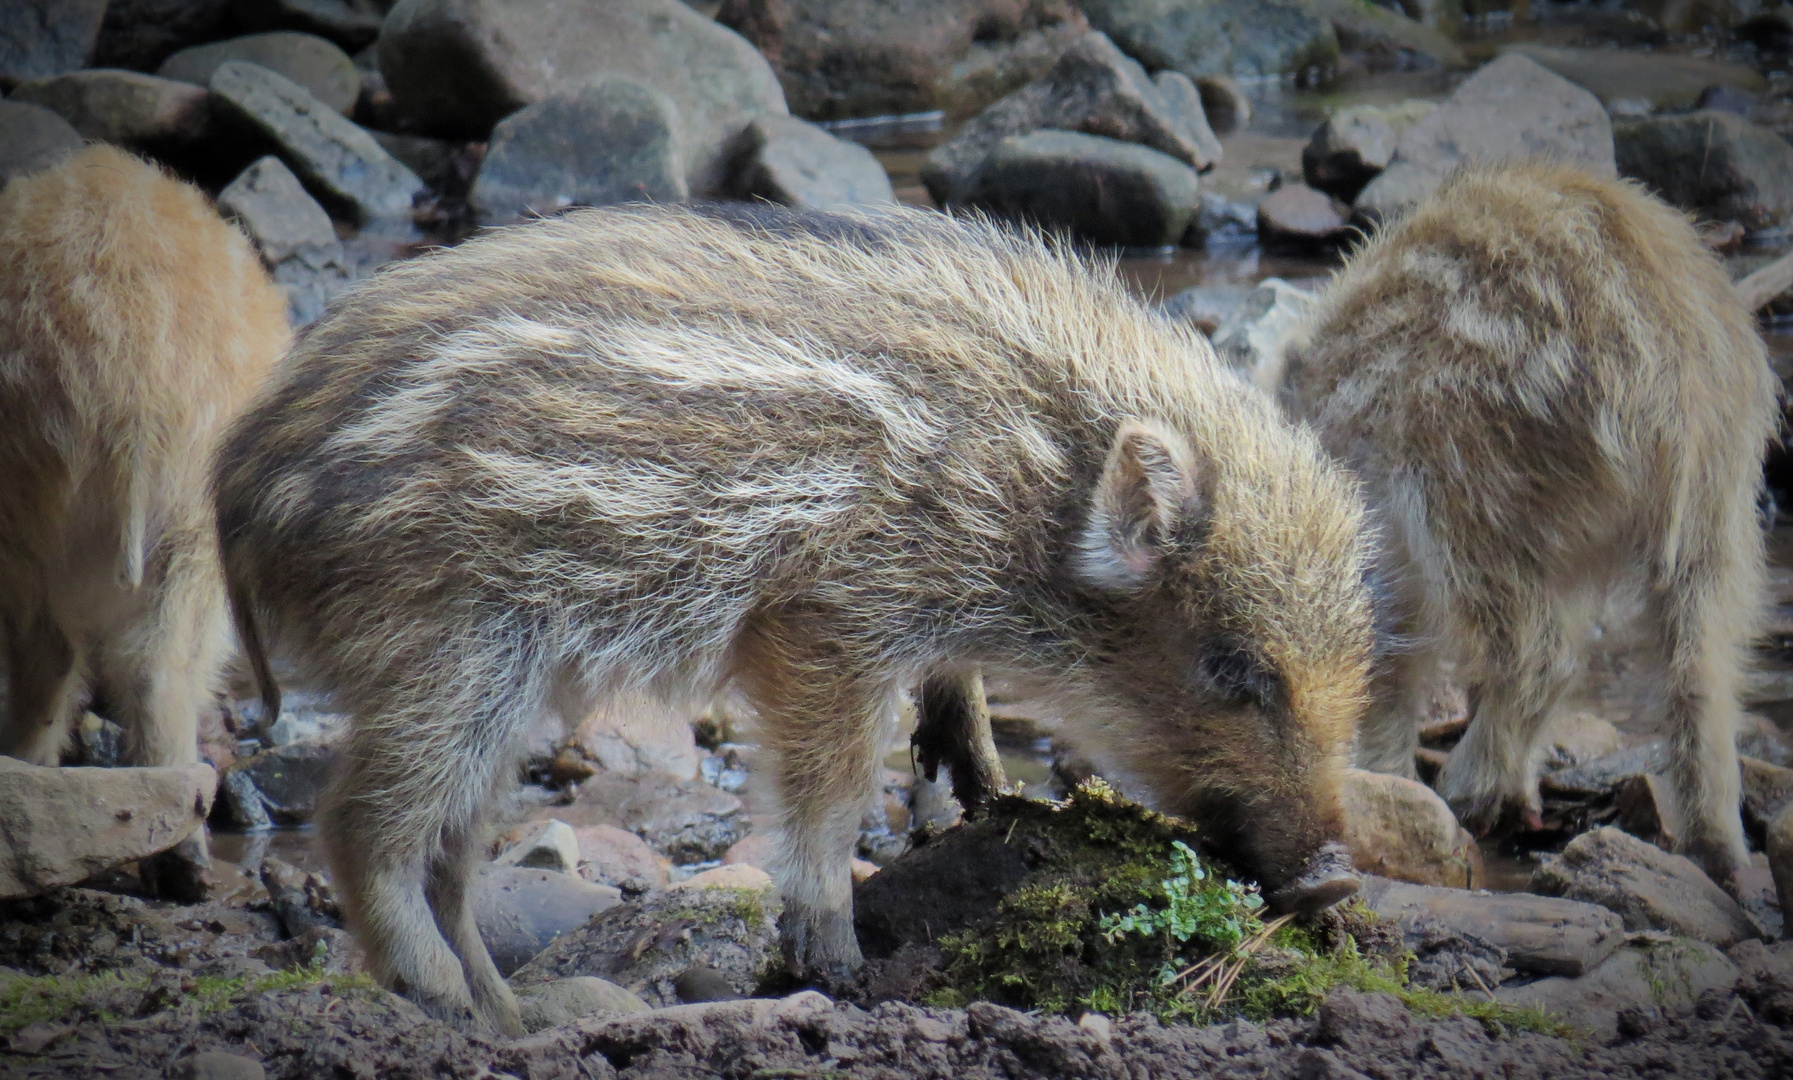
214;203;1378;1035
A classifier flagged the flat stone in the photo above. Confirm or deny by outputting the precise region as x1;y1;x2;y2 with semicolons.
511;991;833;1062
1359;874;1626;976
218;154;341;265
1615;110;1793;233
219;156;354;327
496;819;581;875
923;31;1217;210
9;69;210;152
1354;53;1615;224
177;1050;266;1080
547;771;748;865
670;864;774;894
513;976;650;1034
380;0;786;197
1340;768;1479;889
1257;183;1352;250
469;79;687;227
1530;826;1758;948
208;60;422;223
160;32;359;115
564;693;702;781
959;130;1201;249
726;114;895;210
1497;941;1739;1043
1502;43;1766;112
573;824;671;896
0;758;217;898
509;880;780;1007
0;100;84;187
0;0;106;88
716;0;1088;120
1302;101;1435;201
1541;740;1668;798
1076;0;1339;82
474;863;624;977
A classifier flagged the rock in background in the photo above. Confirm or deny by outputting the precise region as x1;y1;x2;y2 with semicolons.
0;0;107;88
717;0;1088;121
378;0;786;197
0;99;85;185
1616;109;1793;234
469;79;688;226
1076;0;1339;83
158;30;361;115
726;114;896;209
1352;52;1616;224
9;69;212;159
217;155;355;326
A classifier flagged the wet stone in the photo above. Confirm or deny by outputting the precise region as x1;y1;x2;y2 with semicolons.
9;70;211;153
725;114;896;210
474;863;624;977
1256;183;1353;250
1359;875;1625;976
0;0;106;88
959;130;1200;249
1615;110;1793;234
217;155;354;327
226;739;336;826
513;975;650;1033
1497;941;1739;1044
547;770;748;865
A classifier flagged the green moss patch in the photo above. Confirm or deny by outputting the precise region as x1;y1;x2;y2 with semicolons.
892;779;1569;1035
0;956;377;1034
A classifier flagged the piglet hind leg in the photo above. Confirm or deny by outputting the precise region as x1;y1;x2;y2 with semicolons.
735;624;893;984
323;675;537;1035
1437;595;1580;837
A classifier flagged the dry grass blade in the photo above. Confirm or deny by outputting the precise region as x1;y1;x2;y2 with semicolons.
1172;913;1296;1005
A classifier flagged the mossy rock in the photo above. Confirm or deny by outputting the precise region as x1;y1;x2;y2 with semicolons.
853;779;1567;1034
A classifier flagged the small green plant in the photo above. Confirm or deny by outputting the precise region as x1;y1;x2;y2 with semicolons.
1099;840;1265;974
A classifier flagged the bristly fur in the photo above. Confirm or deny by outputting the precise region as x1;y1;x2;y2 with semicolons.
215;200;1377;1034
1279;159;1779;880
0;145;290;768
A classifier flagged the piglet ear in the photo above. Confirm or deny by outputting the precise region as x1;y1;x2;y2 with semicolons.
1076;419;1206;592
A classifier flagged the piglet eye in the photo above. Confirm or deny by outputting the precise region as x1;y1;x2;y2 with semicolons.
1202;645;1280;710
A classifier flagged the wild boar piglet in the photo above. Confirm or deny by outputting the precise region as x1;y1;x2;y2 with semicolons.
216;202;1378;1034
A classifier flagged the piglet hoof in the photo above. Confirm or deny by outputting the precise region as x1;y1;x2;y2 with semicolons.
1267;842;1360;916
780;904;864;987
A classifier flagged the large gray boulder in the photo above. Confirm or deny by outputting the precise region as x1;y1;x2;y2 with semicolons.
957;130;1200;248
378;0;786;197
716;0;1088;121
160;31;361;115
1354;53;1616;224
1616;110;1793;234
217;155;354;326
0;757;217;898
0;0;106;88
10;69;211;155
726;114;895;209
1075;0;1338;82
469;80;688;227
0;99;86;186
923;31;1217;209
1529;826;1761;948
209;60;422;222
